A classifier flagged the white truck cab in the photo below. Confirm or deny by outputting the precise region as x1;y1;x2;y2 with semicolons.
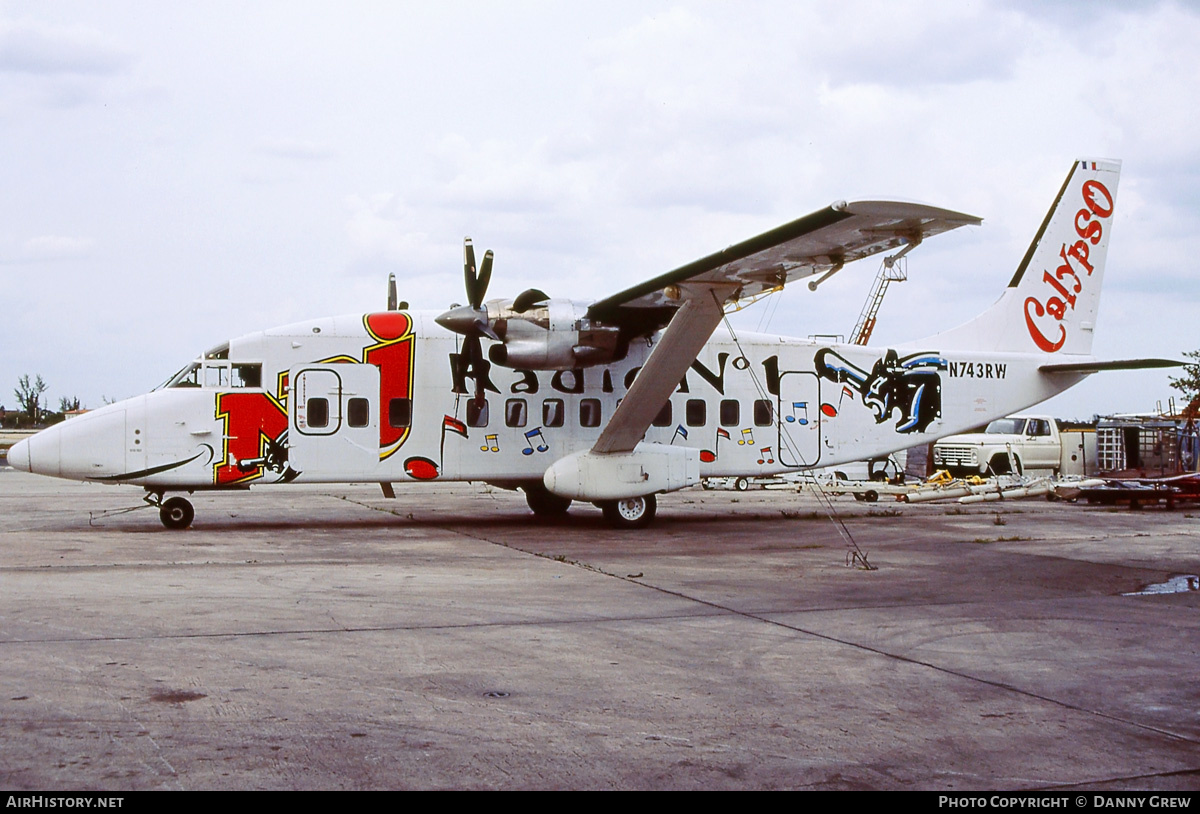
933;415;1062;477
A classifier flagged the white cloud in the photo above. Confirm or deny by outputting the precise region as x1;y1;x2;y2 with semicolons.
0;19;129;75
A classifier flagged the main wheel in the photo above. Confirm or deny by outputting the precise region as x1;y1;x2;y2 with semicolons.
733;477;749;492
600;495;657;529
523;482;572;516
159;496;194;530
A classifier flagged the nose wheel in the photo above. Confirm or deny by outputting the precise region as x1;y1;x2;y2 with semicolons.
158;496;195;530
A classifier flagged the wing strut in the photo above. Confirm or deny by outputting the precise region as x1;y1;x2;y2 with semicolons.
592;285;731;455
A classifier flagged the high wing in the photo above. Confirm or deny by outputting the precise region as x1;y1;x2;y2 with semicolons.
587;200;981;329
590;200;981;455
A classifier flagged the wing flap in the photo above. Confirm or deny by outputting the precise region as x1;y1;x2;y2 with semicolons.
587;200;980;324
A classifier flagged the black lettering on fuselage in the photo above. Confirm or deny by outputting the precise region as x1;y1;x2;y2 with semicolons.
687;352;729;395
551;369;585;394
948;360;1007;380
449;353;500;396
511;369;539;394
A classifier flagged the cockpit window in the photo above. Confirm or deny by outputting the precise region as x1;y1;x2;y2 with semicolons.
164;362;202;388
232;364;261;388
204;364;230;388
162;359;263;389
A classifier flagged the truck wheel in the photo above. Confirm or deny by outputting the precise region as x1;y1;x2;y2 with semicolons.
987;455;1022;476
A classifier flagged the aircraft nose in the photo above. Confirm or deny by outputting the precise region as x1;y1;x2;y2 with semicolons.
7;437;30;472
7;407;129;480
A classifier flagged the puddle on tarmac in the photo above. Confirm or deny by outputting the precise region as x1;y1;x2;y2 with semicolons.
1123;575;1200;596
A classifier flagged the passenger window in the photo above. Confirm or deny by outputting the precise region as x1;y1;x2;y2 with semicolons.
720;399;739;427
467;399;489;428
543;399;564;428
308;398;329;428
506;399;528;428
232;363;262;389
389;398;412;428
579;398;601;428
685;399;706;427
347;397;369;428
754;399;773;426
652;401;672;427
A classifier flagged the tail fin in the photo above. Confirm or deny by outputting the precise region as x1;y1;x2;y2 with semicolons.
919;158;1121;355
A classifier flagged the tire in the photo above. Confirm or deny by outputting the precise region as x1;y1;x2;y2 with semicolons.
867;457;890;482
600;495;657;529
159;496;194;530
523;482;572;516
733;477;749;492
863;490;879;503
987;454;1022;476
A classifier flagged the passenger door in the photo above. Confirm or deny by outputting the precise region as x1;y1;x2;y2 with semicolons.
288;364;379;479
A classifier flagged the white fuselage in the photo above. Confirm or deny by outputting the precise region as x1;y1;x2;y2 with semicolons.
10;310;1081;491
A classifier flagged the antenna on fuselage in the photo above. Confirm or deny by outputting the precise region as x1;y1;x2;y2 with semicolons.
387;273;398;311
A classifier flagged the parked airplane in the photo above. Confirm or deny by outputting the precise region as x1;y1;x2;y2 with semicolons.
9;158;1174;529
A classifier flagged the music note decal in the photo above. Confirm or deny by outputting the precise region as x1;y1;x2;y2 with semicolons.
757;446;775;465
701;427;730;463
670;424;689;445
522;427;549;455
480;433;500;453
737;428;755;446
405;414;468;480
785;401;809;425
821;386;856;418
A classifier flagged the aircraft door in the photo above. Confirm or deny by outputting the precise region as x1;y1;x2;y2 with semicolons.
777;372;822;468
289;364;379;479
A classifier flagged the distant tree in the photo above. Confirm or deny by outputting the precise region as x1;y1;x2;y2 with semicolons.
14;374;47;424
58;395;82;413
1169;350;1200;417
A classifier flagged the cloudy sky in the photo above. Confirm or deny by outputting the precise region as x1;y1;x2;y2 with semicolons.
2;1;1197;419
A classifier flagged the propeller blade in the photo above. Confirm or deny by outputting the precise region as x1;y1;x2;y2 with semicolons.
462;333;487;402
477;249;493;304
464;238;481;308
512;288;550;313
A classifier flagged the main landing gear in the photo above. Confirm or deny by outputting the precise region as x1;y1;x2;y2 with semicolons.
521;482;658;529
522;482;573;517
146;492;195;530
596;494;657;530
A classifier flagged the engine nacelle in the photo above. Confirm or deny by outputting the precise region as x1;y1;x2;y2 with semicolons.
487;298;623;370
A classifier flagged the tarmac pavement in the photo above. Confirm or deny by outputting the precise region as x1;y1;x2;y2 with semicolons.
1;469;1197;790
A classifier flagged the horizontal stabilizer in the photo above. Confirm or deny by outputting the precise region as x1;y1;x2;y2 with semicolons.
1040;358;1181;374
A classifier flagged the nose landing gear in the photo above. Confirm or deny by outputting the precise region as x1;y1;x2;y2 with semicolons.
145;492;195;529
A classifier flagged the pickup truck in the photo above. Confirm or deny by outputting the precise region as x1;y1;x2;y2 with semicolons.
932;415;1064;477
